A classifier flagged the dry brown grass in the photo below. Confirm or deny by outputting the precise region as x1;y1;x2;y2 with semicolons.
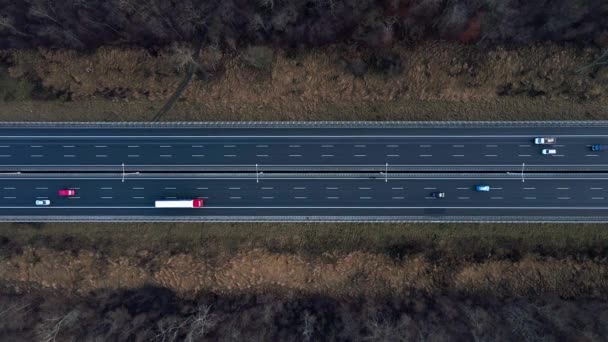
3;42;607;122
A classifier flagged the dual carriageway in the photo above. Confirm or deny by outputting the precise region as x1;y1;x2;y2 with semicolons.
1;121;608;222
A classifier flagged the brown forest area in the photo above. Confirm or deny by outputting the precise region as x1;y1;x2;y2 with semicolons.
0;0;607;50
1;1;608;341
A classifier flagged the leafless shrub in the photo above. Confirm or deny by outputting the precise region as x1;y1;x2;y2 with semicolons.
169;43;200;72
152;305;216;342
185;305;216;342
241;46;274;72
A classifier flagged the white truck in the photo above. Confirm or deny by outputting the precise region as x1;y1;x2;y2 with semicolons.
154;199;204;208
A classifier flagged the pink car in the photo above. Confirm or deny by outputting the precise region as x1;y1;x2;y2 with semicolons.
58;189;76;196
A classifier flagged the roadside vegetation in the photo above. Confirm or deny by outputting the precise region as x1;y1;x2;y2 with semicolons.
0;0;608;340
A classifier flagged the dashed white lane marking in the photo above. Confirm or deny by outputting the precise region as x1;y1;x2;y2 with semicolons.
3;197;15;199
62;145;74;148
0;145;9;148
132;187;144;190
132;196;144;199
321;155;334;157
0;155;10;157
590;187;604;190
490;197;503;200
359;187;371;190
63;154;75;157
492;187;503;190
31;154;43;157
96;155;107;158
224;145;236;148
69;197;80;199
391;187;404;190
35;187;48;190
359;197;372;199
523;187;536;190
386;145;399;148
387;154;400;157
355;145;367;148
29;145;42;148
321;145;334;148
191;145;203;148
261;187;274;190
518;154;531;157
224;154;236;157
196;187;208;190
289;145;301;148
557;197;571;200
165;196;176;199
293;187;306;190
295;196;307;199
453;145;464;147
518;144;530;147
452;154;464;157
256;154;269;157
36;196;48;199
229;187;240;190
192;154;205;157
3;187;15;190
256;145;268;148
262;196;274;199
160;145;171;148
484;154;498;157
128;145;139;148
160;155;172;157
419;154;432;157
424;187;437;190
326;187;339;190
289;154;302;157
592;197;605;200
458;197;470;200
101;197;113;199
354;155;367;157
164;187;176;190
524;197;536;200
392;196;404;199
553;155;565;157
554;145;565;147
556;187;570;190
457;187;469;190
586;154;599;157
486;144;498;147
128;155;140;157
100;187;112;190
94;145;107;148
327;196;339;199
197;196;209;199
230;196;242;199
419;145;432;148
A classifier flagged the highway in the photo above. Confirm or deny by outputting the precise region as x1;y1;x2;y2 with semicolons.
1;173;608;221
1;121;608;222
0;124;607;171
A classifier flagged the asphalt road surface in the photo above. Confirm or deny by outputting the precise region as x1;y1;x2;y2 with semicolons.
1;173;608;221
0;125;607;171
1;122;608;221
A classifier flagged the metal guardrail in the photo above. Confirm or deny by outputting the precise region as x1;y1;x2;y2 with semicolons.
3;215;608;223
2;120;608;129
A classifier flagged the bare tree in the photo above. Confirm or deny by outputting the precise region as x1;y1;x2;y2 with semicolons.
301;311;316;342
36;309;79;342
0;15;32;36
185;305;216;342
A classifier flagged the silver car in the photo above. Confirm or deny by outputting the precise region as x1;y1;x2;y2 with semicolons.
35;199;51;206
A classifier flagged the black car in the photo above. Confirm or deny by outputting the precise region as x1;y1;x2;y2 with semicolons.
431;192;445;198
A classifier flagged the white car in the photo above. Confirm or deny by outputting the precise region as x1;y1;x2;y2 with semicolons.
534;137;556;145
475;185;490;192
542;149;557;155
35;200;51;206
